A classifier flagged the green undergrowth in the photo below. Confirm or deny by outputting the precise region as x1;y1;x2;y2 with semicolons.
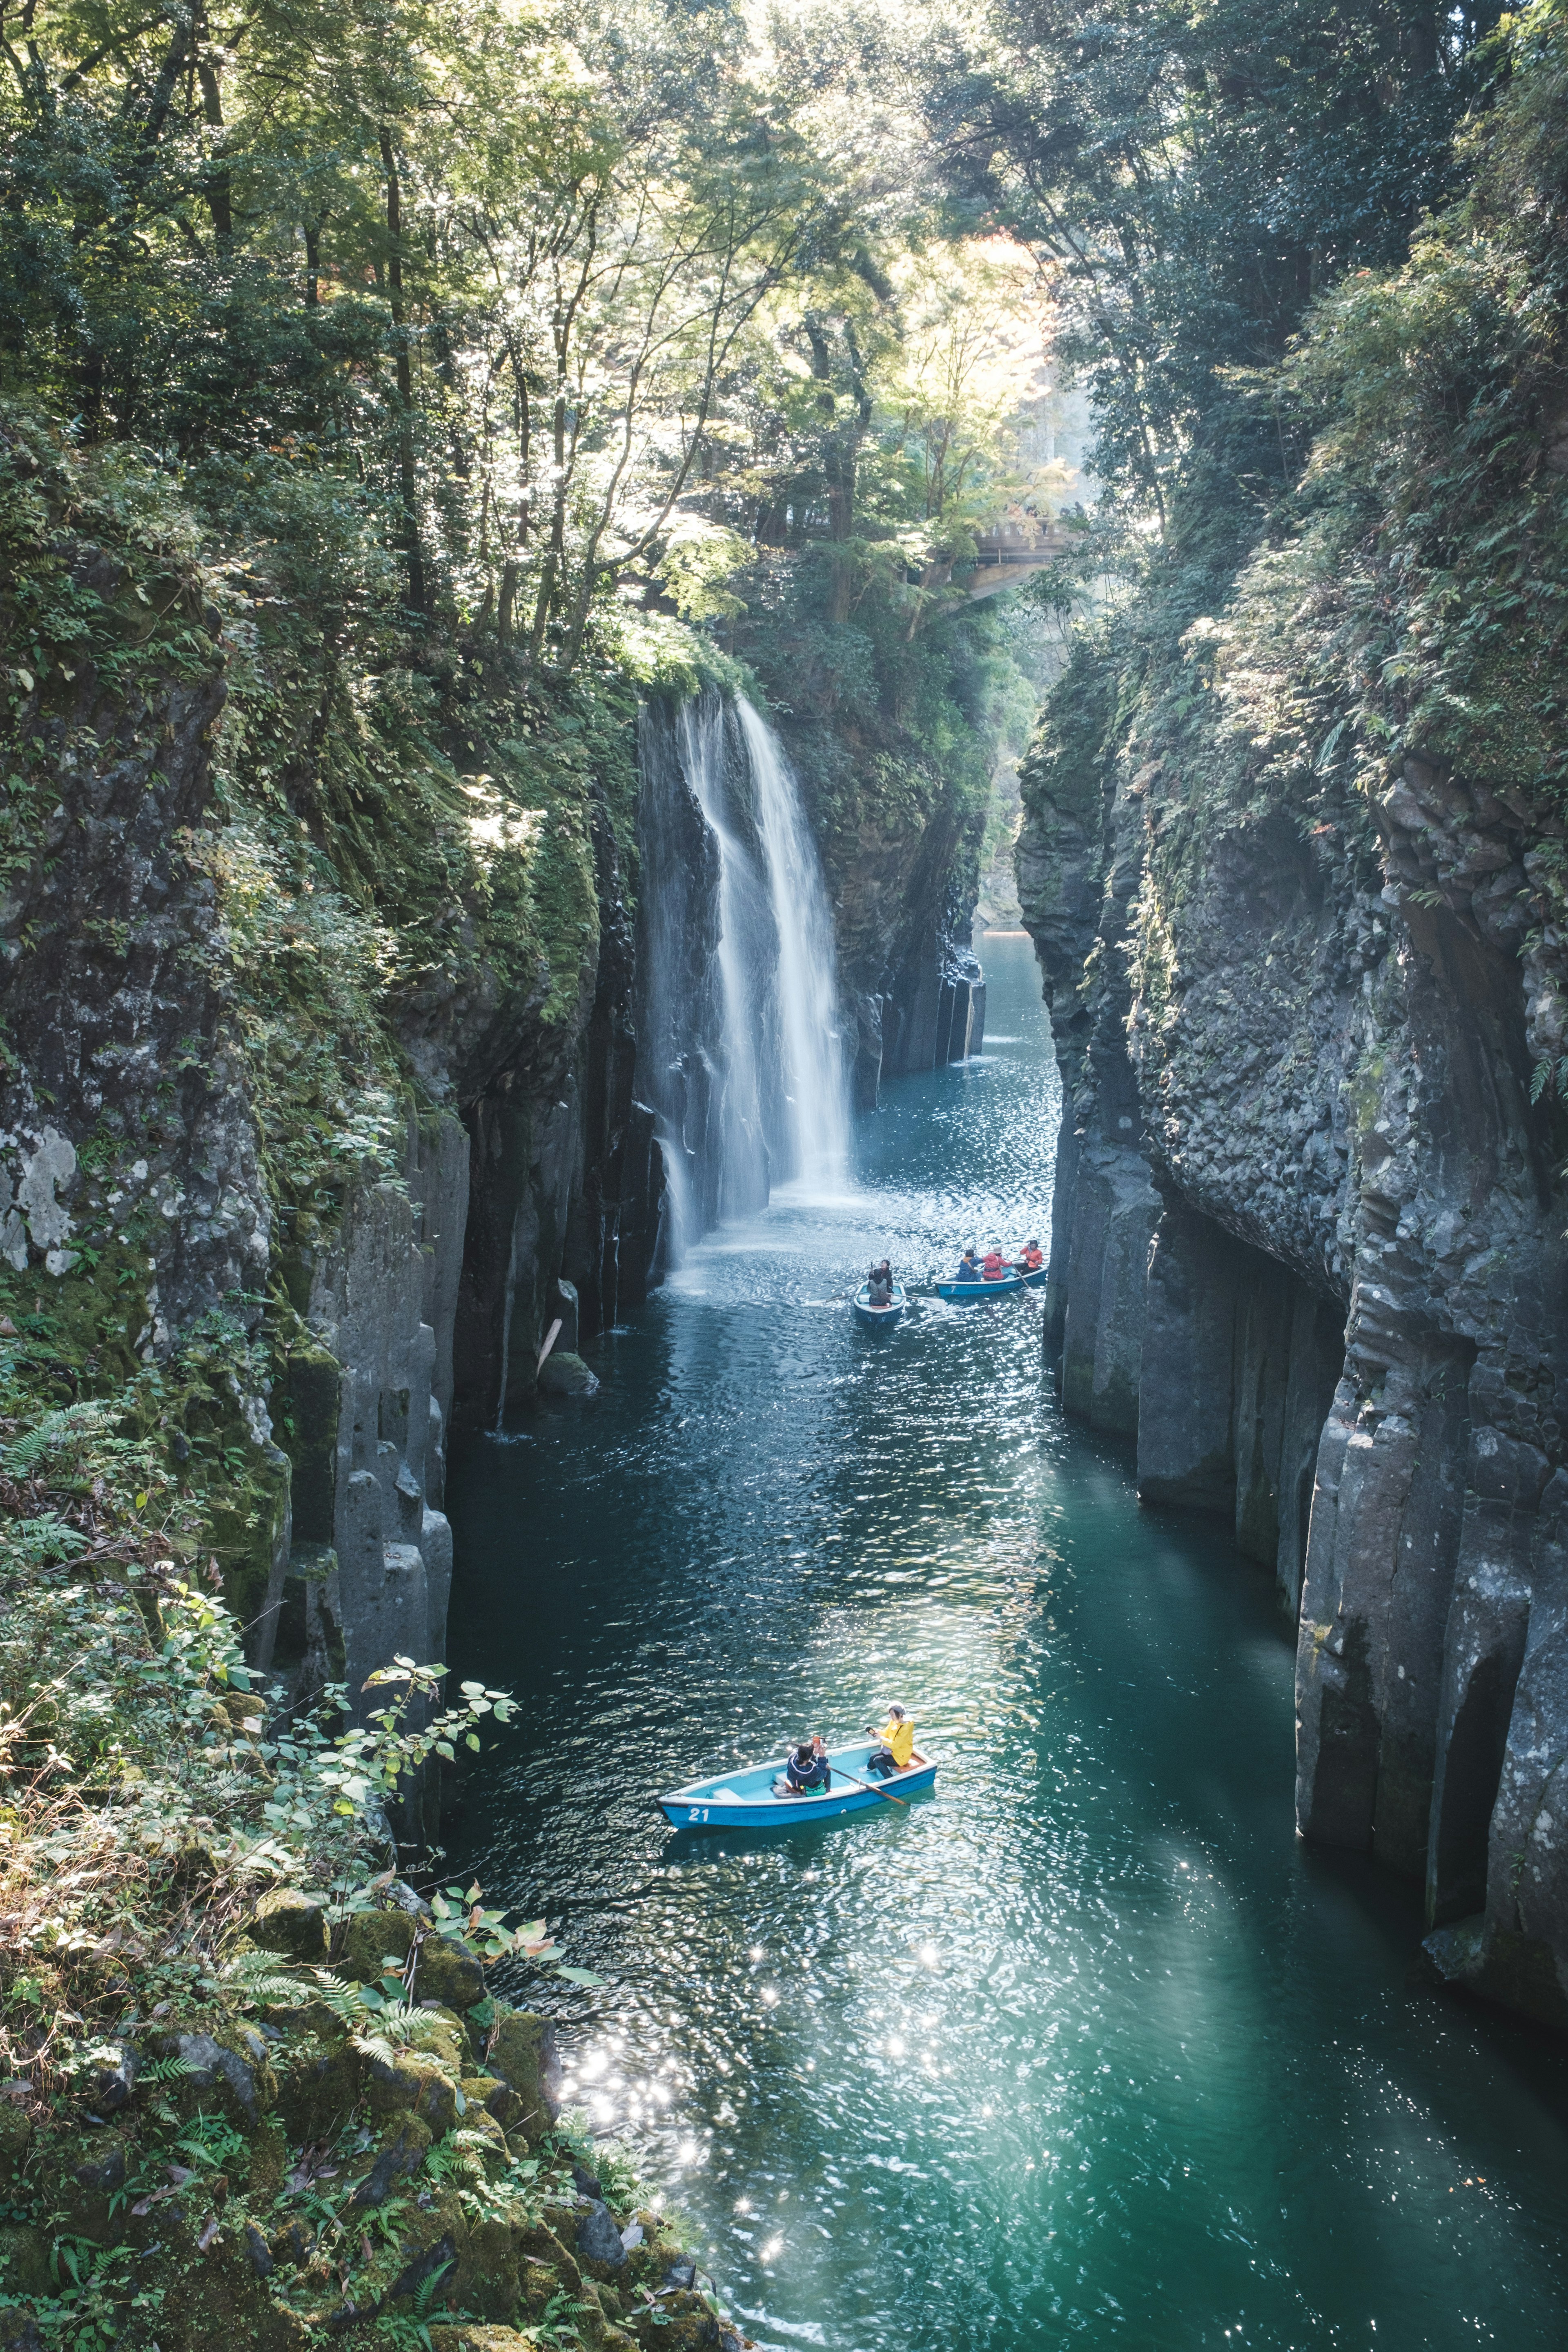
0;1372;730;2347
0;399;734;2342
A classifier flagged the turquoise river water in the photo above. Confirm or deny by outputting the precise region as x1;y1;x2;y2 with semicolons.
447;931;1568;2352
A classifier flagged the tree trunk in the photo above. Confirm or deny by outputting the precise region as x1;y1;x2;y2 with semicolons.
381;125;427;617
195;47;233;254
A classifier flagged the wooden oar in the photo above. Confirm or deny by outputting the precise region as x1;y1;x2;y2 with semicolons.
833;1764;910;1808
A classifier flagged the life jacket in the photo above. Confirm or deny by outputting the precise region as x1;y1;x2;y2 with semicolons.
982;1251;1005;1279
1022;1246;1044;1270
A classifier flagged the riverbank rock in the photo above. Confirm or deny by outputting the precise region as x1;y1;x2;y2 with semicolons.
577;2197;628;2273
538;1349;599;1396
487;2007;560;2141
249;1889;330;1964
363;2046;459;2135
417;1935;486;2010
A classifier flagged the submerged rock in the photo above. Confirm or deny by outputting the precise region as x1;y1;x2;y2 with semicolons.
537;1349;598;1397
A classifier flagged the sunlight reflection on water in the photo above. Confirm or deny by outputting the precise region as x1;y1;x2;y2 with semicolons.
448;935;1568;2352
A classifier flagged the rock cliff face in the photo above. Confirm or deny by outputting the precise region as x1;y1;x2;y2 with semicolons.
1;566;973;1764
1022;725;1568;2031
826;791;986;1110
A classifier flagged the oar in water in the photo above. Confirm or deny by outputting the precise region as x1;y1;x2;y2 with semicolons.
835;1763;910;1808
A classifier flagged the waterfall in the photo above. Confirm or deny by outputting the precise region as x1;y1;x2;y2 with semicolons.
677;701;771;1220
735;697;851;1195
633;690;849;1265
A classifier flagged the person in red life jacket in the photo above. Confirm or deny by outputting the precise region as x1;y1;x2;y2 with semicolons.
981;1246;1006;1281
1017;1237;1044;1273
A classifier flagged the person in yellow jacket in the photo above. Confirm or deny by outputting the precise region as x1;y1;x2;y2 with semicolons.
864;1705;914;1778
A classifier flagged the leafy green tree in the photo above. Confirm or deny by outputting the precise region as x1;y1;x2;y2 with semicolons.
920;0;1506;539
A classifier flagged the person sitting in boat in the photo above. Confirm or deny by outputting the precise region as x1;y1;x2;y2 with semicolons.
955;1247;981;1283
866;1264;891;1307
980;1246;1007;1281
1017;1237;1044;1273
864;1705;915;1778
784;1735;831;1795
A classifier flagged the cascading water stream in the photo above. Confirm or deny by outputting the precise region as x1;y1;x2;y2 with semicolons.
635;691;850;1262
677;701;771;1221
735;697;850;1194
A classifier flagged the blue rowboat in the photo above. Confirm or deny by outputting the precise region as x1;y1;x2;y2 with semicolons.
852;1281;906;1329
659;1741;937;1831
935;1273;1025;1301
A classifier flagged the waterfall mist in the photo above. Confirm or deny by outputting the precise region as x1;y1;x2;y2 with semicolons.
635;691;850;1266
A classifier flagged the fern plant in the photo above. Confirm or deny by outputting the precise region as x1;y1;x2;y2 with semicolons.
2;1399;116;1477
220;1947;303;2009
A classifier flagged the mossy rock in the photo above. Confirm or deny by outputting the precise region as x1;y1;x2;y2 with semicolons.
249;1887;329;1964
0;2223;50;2299
453;2211;520;2318
462;2071;523;2132
416;1933;486;2011
248;2115;288;2204
272;2031;360;2143
577;2290;642;2352
407;2005;467;2072
362;2045;459;2135
372;2185;468;2306
487;2006;559;2145
457;2103;509;2174
142;2207;311;2350
0;2101;31;2188
429;2329;535;2352
347;2113;431;2209
484;2079;526;2133
165;2027;276;2125
537;1349;598;1396
515;2219;583;2300
337;1906;416;1982
276;1334;341;1544
49;2127;130;2240
629;2290;726;2351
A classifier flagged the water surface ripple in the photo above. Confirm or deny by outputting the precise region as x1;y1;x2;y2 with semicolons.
448;934;1568;2351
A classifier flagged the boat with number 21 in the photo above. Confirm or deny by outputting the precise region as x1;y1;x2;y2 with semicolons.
659;1740;937;1830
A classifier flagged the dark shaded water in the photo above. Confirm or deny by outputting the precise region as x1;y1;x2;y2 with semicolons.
448;933;1568;2352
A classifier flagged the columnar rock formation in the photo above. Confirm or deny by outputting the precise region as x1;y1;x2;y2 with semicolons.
1023;741;1568;2031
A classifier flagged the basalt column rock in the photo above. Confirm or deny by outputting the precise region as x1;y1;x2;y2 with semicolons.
259;1118;468;1726
561;788;662;1339
1039;765;1158;1438
1021;702;1568;2031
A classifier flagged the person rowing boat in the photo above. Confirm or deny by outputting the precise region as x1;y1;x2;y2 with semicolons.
864;1704;915;1777
1015;1237;1043;1273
